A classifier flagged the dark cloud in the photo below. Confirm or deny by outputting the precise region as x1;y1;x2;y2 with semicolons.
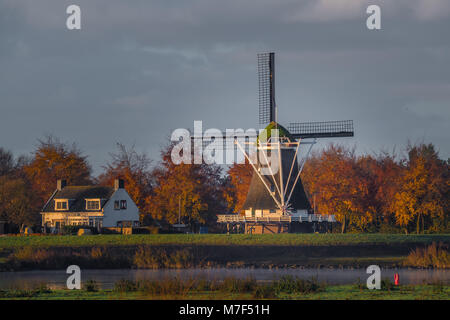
0;0;449;174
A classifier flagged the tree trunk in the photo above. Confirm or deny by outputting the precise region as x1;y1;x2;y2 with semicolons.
421;214;425;234
341;216;347;233
416;212;421;234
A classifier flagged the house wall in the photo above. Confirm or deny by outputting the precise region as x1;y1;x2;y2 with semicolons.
102;188;140;228
245;223;289;234
41;212;103;227
245;208;309;218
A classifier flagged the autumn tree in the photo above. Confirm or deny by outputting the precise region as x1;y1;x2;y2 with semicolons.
23;135;92;203
366;151;403;231
302;144;377;233
223;160;253;214
0;148;15;176
0;176;37;229
97;143;153;218
147;143;226;229
393;143;448;234
0;148;38;229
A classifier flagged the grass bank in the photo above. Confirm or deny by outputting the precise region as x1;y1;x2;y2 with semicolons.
1;278;448;300
0;234;448;271
1;234;449;248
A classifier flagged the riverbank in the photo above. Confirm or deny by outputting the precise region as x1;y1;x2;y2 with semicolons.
1;284;448;300
1;234;448;248
0;234;448;271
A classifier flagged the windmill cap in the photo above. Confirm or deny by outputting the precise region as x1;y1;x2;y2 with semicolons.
258;121;294;143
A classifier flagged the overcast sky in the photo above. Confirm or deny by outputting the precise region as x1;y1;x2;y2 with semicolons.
1;0;449;174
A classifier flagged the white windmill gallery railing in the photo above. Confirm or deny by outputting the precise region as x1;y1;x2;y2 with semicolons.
217;214;336;223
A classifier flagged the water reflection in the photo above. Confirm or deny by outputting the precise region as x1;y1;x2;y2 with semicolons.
0;268;448;290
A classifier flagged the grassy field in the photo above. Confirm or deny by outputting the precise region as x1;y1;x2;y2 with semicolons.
1;284;448;300
1;233;449;248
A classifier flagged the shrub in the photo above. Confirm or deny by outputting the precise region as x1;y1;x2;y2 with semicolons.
84;280;99;292
114;279;138;293
133;246;166;268
253;285;276;299
10;246;54;267
404;242;450;268
33;283;52;294
192;278;215;292
273;275;297;294
139;277;193;296
381;278;394;291
220;277;257;293
354;277;365;290
0;288;37;298
133;246;195;268
90;247;105;259
273;276;325;294
430;280;444;294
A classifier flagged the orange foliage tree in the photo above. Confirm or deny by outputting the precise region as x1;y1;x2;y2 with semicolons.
223;160;253;214
0;176;37;228
97;143;153;219
302;144;380;233
393;143;449;234
147;144;227;228
368;151;403;228
23;135;92;204
0;148;39;229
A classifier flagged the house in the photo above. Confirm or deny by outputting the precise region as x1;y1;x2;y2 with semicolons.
41;179;140;232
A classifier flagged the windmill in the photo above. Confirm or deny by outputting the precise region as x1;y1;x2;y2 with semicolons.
214;52;354;233
242;52;353;212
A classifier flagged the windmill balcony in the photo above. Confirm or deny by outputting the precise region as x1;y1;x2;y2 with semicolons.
216;214;336;223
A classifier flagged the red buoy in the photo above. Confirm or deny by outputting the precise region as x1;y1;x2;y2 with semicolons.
394;273;399;286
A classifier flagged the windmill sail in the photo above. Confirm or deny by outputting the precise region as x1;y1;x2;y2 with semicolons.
288;120;354;139
258;52;276;124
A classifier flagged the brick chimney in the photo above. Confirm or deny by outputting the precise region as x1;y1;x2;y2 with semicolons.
114;178;124;190
57;179;67;191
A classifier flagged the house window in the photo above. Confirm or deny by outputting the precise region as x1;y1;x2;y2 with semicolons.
86;199;100;210
55;200;68;210
120;200;127;210
114;201;120;210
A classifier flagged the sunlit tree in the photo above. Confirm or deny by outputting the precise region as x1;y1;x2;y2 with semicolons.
223;160;253;214
393;143;448;234
23;135;92;203
147;143;226;228
97;143;153;219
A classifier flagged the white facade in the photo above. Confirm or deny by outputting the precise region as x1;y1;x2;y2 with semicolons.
41;179;140;230
102;188;140;227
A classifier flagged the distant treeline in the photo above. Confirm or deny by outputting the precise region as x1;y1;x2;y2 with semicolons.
0;135;448;234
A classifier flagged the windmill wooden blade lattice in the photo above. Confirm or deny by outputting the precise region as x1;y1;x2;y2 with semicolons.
190;53;354;155
288;120;354;139
258;52;276;124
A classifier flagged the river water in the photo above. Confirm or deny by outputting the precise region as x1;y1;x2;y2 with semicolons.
0;268;449;289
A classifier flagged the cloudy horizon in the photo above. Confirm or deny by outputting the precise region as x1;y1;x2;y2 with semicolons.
1;0;449;174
